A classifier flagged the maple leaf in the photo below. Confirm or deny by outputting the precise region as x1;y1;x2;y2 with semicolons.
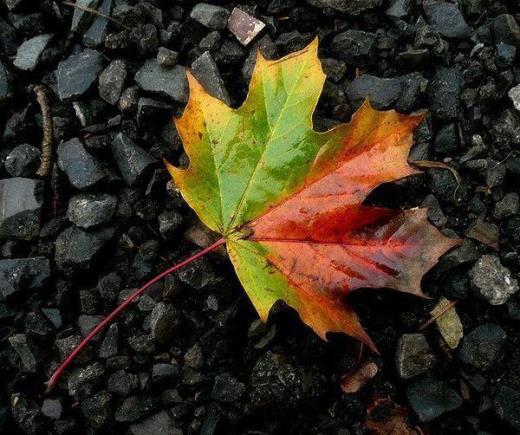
45;39;463;393
166;38;459;351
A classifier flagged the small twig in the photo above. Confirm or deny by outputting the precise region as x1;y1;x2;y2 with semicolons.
33;85;54;178
413;159;462;199
418;299;458;331
61;0;129;30
412;160;461;185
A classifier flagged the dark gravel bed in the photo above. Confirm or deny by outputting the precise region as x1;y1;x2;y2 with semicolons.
1;0;520;434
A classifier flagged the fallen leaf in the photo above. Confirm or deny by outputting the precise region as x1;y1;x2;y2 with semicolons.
431;297;463;349
166;38;460;350
341;361;378;393
365;397;420;435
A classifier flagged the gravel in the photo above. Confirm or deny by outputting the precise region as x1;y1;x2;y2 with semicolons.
1;1;520;433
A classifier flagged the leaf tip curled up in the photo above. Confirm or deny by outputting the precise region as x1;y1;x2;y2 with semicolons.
167;38;461;353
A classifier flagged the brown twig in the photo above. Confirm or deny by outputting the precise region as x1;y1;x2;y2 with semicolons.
418;299;458;331
61;0;129;30
412;160;461;185
34;85;54;178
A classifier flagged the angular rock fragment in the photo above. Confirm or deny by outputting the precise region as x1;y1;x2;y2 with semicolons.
111;133;155;186
191;51;230;104
56;49;104;100
99;59;127;105
227;8;265;46
0;177;43;240
0;257;50;299
134;59;188;102
13;34;52;71
190;3;230;29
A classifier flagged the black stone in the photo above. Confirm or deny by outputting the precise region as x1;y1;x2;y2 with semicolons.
55;226;114;273
331;30;377;65
8;333;38;372
308;0;381;15
41;399;62;420
71;0;100;33
4;144;41;177
130;411;180;435
67;193;117;229
406;375;462;422
469;255;519;305
11;396;43;435
212;373;246;402
346;74;402;109
111;133;155;186
57;138;105;190
494;193;520;219
135;59;188;103
0;178;43;240
157;47;178;66
0;60;12;104
493;14;520;47
190;3;230;30
108;369;139;396
433;123;458;155
67;361;105;396
99;59;127;105
428;67;463;120
458;323;507;370
150;302;181;344
13;34;52;71
395;333;436;379
137;97;172;128
423;0;471;39
84;0;113;48
192;51;231;104
56;49;104;100
80;391;112;428
494;385;520;432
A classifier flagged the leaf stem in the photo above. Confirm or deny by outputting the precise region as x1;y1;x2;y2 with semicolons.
45;238;226;393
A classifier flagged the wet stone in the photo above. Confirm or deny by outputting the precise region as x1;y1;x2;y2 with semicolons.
346;74;402;109
0;256;49;299
227;7;265;46
423;0;471;39
108;369;139;396
13;34;52;71
41;399;62;419
428;67;463;120
0;178;43;240
115;395;159;423
83;0;113;48
99;59;127;105
492;14;520;47
509;84;520;111
406;375;462;422
135;59;188;103
190;3;230;30
192;51;231;105
55;226;114;273
8;333;38;372
395;333;436;379
150;302;181;344
67;193;117;229
469;255;519;305
68;362;105;396
494;385;520;432
11;396;43;435
80;391;112;428
130;411;179;435
57;138;105;190
137;97;172;128
4;144;41;177
99;323;119;358
56;49;104;100
458;323;507;371
331;30;377;64
157;47;178;66
307;0;381;15
152;363;179;382
212;373;246;402
0;60;12;104
157;209;183;237
385;0;411;18
71;0;100;33
494;192;520;219
111;133;155;186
